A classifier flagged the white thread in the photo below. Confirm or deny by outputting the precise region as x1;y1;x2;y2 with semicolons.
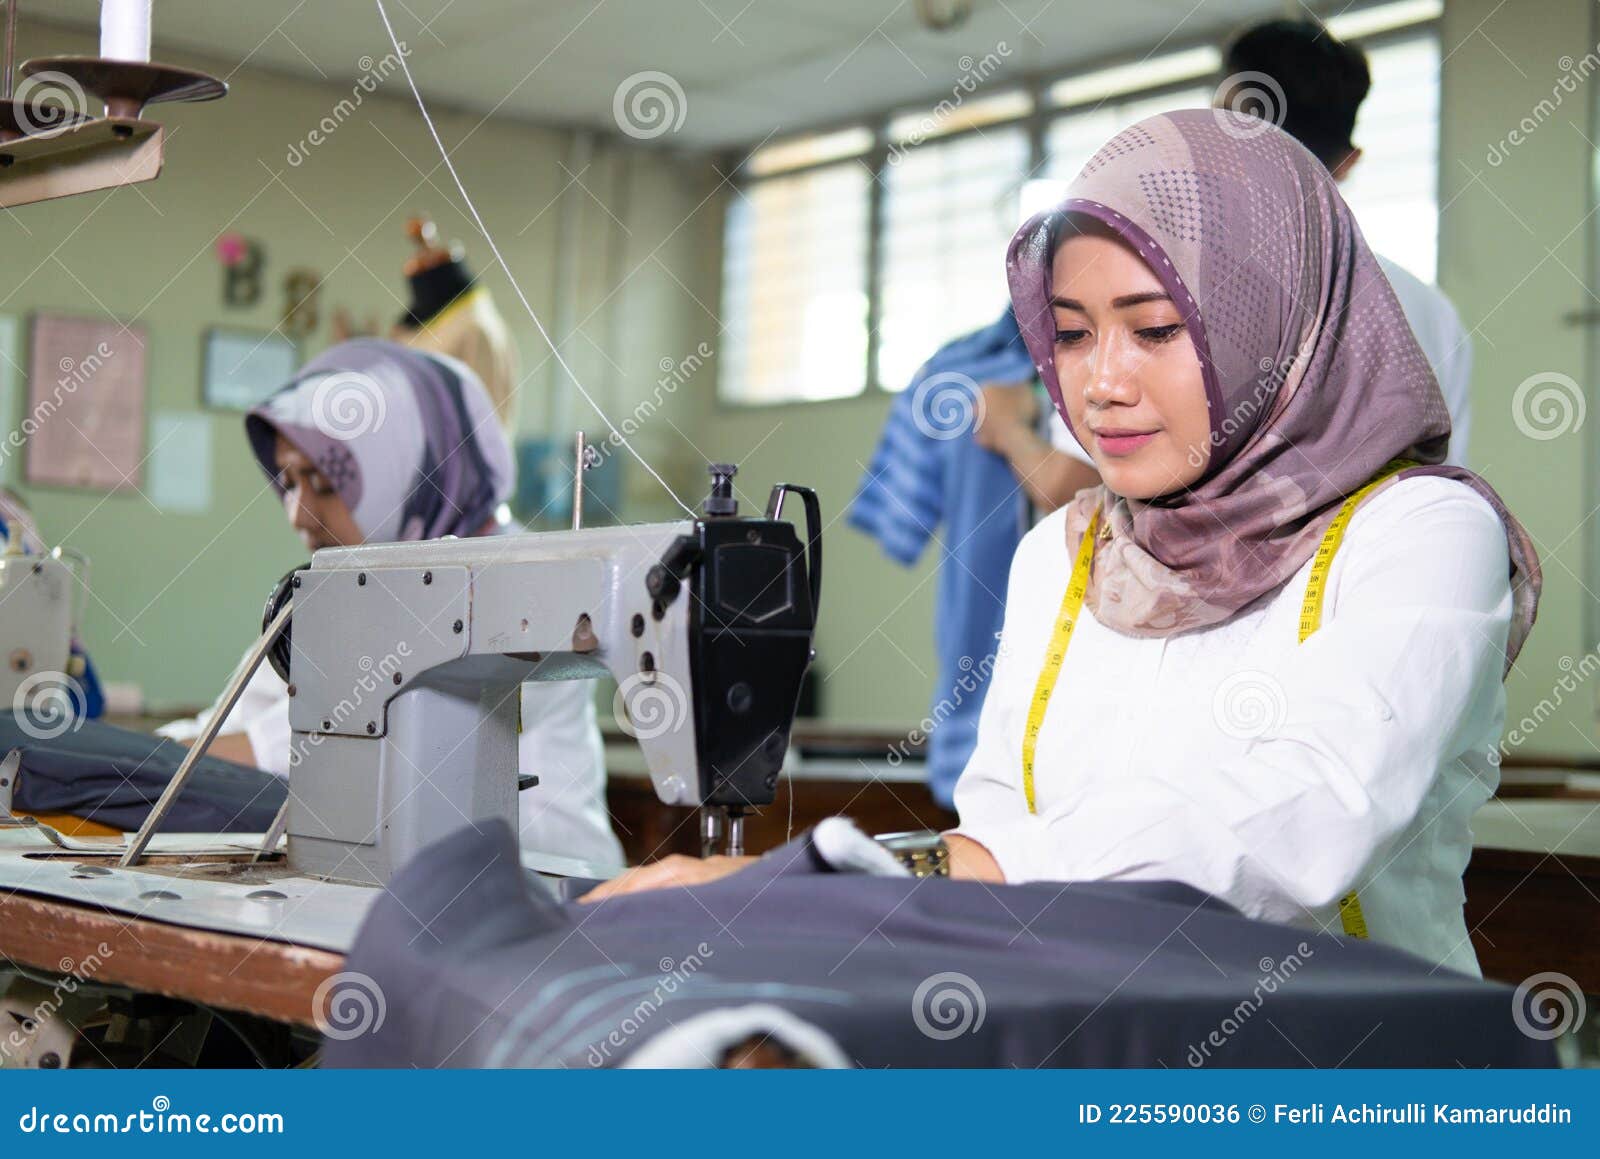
375;1;697;517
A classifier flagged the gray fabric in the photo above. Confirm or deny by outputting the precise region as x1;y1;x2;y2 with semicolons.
324;821;1555;1068
4;713;284;832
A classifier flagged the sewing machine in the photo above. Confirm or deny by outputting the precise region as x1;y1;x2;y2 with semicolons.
278;463;821;884
0;540;81;712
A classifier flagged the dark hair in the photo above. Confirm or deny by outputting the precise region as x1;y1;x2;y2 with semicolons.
1220;18;1371;169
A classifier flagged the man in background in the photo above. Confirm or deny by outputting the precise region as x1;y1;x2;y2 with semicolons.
1220;17;1473;465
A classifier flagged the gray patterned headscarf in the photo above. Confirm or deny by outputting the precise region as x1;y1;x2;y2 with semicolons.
1007;109;1539;667
246;339;514;543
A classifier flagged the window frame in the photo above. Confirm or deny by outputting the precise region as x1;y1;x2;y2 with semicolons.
715;6;1443;410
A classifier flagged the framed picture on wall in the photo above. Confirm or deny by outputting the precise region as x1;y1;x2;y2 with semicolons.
202;327;299;411
24;312;148;492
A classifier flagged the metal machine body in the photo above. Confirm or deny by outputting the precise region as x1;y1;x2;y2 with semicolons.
283;471;820;886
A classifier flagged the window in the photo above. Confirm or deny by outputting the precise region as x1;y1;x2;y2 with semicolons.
718;0;1442;405
1043;31;1440;281
1044;84;1214;185
1335;32;1442;281
719;161;871;405
877;127;1030;390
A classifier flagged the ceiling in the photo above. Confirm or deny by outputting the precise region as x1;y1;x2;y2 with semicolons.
35;0;1326;150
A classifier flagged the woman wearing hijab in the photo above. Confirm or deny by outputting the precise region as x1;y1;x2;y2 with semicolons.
160;339;623;870
585;111;1540;976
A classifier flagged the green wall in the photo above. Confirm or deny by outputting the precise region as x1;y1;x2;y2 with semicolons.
1439;0;1597;758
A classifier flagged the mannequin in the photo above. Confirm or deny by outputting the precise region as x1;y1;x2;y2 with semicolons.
393;216;519;426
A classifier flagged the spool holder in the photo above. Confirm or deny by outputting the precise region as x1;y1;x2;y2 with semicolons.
0;47;227;207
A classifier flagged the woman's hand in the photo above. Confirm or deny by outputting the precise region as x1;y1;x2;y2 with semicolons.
944;833;1005;882
577;834;1003;902
578;854;756;903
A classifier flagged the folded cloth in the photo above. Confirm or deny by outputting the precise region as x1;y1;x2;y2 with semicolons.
324;819;1554;1069
2;713;284;833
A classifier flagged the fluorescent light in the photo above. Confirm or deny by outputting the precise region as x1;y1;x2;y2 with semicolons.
887;89;1034;146
1327;0;1443;40
1049;46;1221;109
746;127;874;177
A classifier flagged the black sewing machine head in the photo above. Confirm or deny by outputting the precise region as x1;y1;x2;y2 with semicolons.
647;464;822;812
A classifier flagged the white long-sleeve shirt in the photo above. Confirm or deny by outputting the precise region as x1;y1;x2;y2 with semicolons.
952;475;1513;976
1377;255;1473;468
158;666;624;871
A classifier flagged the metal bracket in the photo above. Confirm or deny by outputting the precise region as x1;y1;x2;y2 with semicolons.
0;749;17;818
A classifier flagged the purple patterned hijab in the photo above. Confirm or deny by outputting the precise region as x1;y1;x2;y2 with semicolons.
245;339;514;543
1007;109;1539;667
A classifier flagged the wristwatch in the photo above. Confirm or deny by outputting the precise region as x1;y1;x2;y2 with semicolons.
873;830;951;878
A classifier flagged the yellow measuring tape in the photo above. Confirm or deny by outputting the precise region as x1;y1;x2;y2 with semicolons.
1021;460;1416;939
1021;507;1100;818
